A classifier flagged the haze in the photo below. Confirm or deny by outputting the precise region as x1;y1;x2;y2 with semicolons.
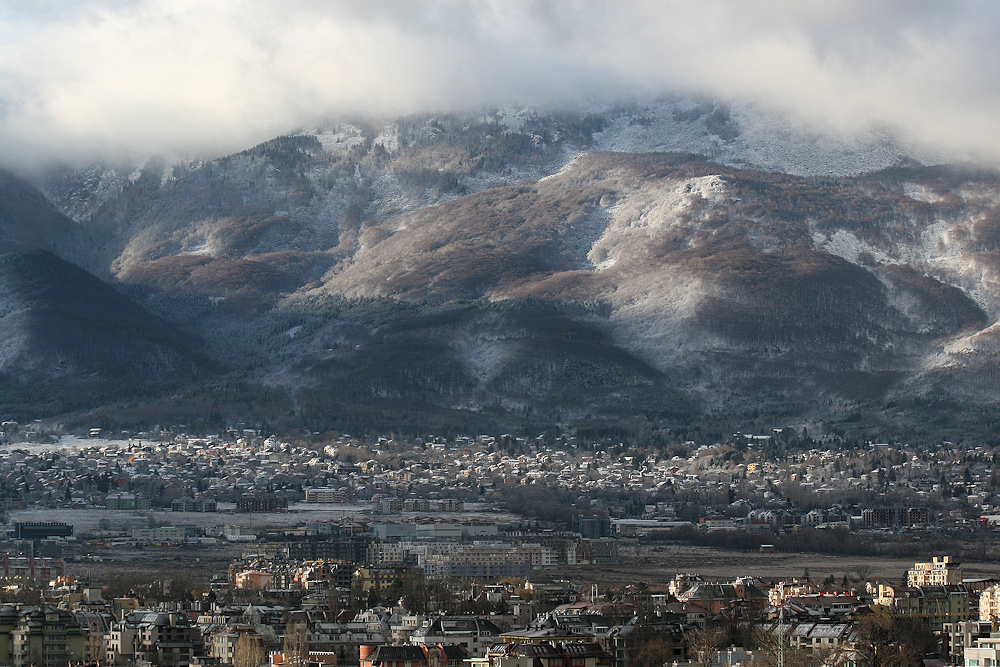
1;0;998;168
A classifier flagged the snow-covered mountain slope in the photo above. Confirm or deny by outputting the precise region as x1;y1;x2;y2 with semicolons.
585;96;948;177
32;96;950;277
303;154;996;402
8;100;1000;436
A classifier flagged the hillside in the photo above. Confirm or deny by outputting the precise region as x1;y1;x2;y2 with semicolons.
8;102;1000;439
35;99;942;282
267;154;1000;435
0;250;217;420
0;171;89;267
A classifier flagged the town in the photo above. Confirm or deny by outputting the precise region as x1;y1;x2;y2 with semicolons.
0;426;998;665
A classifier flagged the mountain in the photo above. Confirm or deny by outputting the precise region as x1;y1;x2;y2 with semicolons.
0;249;216;421
36;98;946;284
11;99;1000;440
232;154;1000;438
0;171;89;266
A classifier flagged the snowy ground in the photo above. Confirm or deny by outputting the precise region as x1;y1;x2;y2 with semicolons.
6;435;136;453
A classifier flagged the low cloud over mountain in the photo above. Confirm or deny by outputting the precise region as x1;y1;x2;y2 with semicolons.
1;1;999;168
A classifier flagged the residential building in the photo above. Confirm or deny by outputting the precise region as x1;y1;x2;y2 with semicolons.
306;488;345;503
979;585;1000;622
0;557;64;580
360;644;469;667
108;611;201;667
965;632;1000;667
409;617;504;656
421;547;532;580
787;623;854;652
907;556;962;587
477;642;613;667
210;624;265;665
171;498;217;512
105;493;151;510
9;607;86;667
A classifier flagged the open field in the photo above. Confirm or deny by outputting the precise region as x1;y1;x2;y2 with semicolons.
11;484;995;591
67;542;244;585
9;503;514;537
557;544;1000;590
61;538;1000;592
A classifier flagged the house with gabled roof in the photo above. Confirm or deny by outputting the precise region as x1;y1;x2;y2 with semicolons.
360;644;469;667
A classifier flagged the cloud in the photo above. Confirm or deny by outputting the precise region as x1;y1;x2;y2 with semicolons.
1;0;999;168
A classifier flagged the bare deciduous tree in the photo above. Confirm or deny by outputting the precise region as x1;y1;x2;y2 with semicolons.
235;633;265;667
282;622;309;667
685;627;726;667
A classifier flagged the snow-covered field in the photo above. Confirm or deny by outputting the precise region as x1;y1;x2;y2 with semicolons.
6;435;134;453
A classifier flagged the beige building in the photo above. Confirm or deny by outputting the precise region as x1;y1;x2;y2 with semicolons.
10;607;86;667
980;584;1000;622
907;556;962;587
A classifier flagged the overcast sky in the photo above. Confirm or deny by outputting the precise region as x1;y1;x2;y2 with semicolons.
1;0;999;168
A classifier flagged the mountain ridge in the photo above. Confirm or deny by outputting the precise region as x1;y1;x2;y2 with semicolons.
3;102;1000;439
